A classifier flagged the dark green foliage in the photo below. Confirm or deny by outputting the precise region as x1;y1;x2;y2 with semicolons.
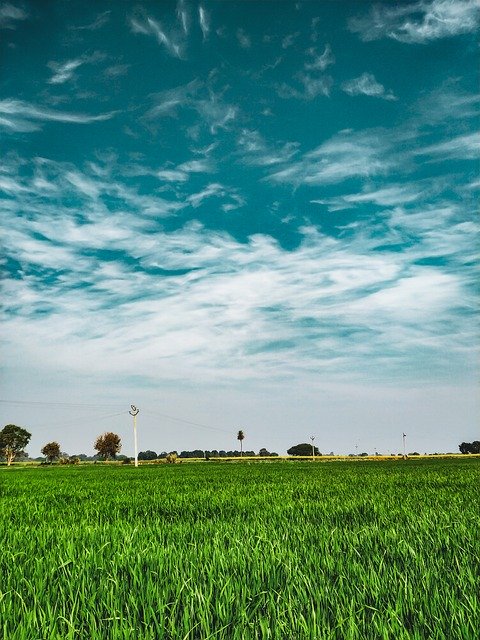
258;448;278;457
138;450;158;460
0;424;31;466
94;432;121;460
459;441;480;454
41;441;61;463
287;442;320;456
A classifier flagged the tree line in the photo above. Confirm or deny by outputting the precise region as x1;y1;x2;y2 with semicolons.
0;425;284;464
2;423;479;465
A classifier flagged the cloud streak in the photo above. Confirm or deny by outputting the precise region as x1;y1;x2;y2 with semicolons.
349;0;480;43
0;99;117;132
342;72;397;101
0;2;28;29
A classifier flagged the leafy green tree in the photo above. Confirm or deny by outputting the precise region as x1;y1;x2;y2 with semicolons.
138;450;158;460
237;430;245;457
459;441;480;454
41;441;61;463
287;443;320;456
0;424;31;466
94;432;122;460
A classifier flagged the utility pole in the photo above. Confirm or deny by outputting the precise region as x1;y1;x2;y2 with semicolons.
129;405;140;467
403;432;407;460
310;435;315;461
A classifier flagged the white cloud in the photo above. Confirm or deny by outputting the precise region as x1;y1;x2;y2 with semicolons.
237;129;299;167
312;182;428;211
72;10;110;31
415;131;480;160
268;129;398;186
130;16;183;58
198;6;209;39
342;72;397;101
0;99;117;132
177;0;189;34
3;218;475;389
282;32;300;49
305;44;335;71
48;58;84;84
237;28;251;48
0;2;28;29
187;183;229;207
349;0;480;44
276;75;333;101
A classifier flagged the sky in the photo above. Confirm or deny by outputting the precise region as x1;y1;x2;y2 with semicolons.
1;0;479;458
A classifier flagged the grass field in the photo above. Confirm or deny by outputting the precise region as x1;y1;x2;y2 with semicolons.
1;459;479;639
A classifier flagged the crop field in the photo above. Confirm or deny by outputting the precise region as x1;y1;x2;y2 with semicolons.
1;459;479;640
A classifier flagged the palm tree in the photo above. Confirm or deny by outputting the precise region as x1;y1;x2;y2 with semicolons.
237;430;245;457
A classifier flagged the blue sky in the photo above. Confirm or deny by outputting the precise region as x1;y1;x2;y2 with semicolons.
1;0;479;457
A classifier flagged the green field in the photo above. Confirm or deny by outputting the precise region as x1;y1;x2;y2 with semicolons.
1;459;479;639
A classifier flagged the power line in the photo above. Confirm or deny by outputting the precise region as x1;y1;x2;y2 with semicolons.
1;398;233;436
141;409;232;434
0;399;124;409
32;411;129;431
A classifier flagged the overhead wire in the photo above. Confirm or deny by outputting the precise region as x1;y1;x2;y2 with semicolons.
125;408;232;435
0;399;233;435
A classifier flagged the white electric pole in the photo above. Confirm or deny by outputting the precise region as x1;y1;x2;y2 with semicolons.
310;435;315;461
129;405;140;467
403;432;407;460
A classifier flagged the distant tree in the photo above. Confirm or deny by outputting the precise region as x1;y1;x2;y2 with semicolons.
179;450;205;458
237;430;245;457
459;441;480;454
0;424;31;466
258;448;279;457
138;450;158;461
41;441;61;463
287;443;320;456
94;432;121;460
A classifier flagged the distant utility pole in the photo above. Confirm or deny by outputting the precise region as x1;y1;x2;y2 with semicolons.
310;435;315;461
403;432;407;460
129;405;140;467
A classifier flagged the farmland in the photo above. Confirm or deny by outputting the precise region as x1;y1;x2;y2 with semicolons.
1;459;479;639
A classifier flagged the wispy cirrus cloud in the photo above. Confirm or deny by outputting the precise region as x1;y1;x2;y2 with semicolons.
237;129;299;167
268;128;399;186
311;182;431;211
47;58;84;84
349;0;480;43
130;15;183;58
0;2;28;29
414;131;480;160
2;206;475;386
186;182;243;210
47;52;105;84
282;32;300;49
277;74;333;100
71;10;110;31
237;28;251;48
342;72;397;101
198;6;209;39
0;99;117;132
145;80;238;135
305;44;335;71
157;158;215;183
